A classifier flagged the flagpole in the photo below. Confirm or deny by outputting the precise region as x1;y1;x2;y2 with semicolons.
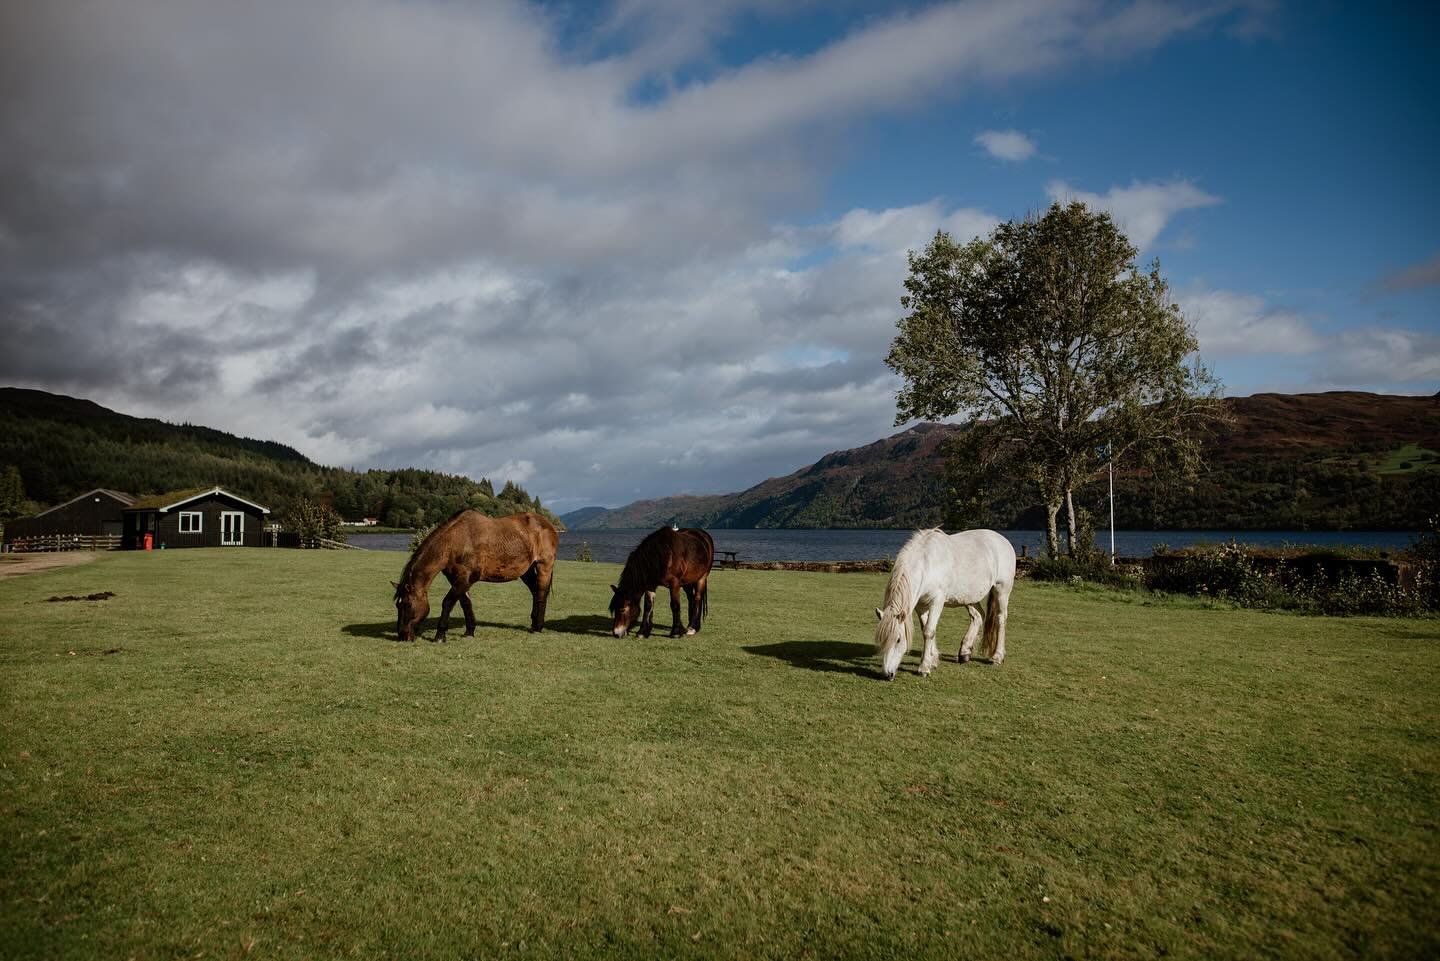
1108;441;1116;564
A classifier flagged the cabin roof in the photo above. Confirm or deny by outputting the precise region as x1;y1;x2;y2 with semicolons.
122;486;271;514
33;488;136;517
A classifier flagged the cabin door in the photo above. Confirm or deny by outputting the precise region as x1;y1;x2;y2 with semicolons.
220;511;244;546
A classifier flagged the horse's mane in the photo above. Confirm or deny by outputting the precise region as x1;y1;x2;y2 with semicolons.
395;508;472;597
874;530;941;653
617;527;671;596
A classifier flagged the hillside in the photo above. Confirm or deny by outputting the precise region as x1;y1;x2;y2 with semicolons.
565;392;1440;531
0;388;558;528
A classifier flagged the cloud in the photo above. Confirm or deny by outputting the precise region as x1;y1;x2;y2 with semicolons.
1373;252;1440;293
975;129;1037;161
1178;287;1325;356
1326;329;1440;385
1046;178;1221;248
1178;285;1439;394
0;1;1281;511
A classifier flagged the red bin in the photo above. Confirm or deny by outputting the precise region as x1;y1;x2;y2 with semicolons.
143;532;153;551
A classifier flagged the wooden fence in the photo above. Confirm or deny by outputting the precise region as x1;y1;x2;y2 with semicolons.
6;533;123;553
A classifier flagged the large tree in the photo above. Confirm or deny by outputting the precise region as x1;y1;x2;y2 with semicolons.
886;202;1225;558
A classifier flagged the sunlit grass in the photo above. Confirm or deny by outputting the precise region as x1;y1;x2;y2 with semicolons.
2;549;1436;959
1373;443;1439;475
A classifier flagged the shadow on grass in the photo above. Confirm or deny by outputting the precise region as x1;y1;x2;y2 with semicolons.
341;613;615;642
742;639;888;679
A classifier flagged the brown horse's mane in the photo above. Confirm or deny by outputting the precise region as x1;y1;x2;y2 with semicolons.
617;528;670;597
395;508;472;597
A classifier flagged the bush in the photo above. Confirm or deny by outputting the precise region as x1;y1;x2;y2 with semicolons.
1146;541;1276;606
575;541;594;562
283;498;346;548
409;523;436;553
1146;541;1434;616
1031;555;1143;591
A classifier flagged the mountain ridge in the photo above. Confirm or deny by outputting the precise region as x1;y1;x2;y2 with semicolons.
562;392;1440;532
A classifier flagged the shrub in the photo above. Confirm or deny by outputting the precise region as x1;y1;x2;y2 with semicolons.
409;523;436;553
1032;555;1143;591
283;499;346;548
1146;541;1435;616
575;541;594;563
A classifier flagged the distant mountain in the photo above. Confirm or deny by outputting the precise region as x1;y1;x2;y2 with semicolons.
558;506;620;529
0;387;558;528
569;392;1440;531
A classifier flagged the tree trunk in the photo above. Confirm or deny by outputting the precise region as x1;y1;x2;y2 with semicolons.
1064;488;1078;556
1044;499;1062;559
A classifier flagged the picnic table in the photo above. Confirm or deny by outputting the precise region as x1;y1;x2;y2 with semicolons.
713;550;739;569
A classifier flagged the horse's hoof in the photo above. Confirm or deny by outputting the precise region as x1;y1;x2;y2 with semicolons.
958;653;970;663
685;628;697;637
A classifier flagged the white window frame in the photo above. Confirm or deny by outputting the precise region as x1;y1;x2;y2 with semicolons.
220;511;245;546
178;511;203;533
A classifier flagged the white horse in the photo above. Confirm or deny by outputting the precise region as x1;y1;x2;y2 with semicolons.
873;528;1016;680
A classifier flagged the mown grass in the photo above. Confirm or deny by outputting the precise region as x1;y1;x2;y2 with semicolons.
1;549;1437;960
1373;443;1439;475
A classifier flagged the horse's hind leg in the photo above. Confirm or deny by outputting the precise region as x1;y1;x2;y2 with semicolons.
683;579;704;636
457;590;476;637
990;585;1011;665
958;605;983;663
521;562;553;633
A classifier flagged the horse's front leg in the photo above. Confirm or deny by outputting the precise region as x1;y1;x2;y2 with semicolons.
958;604;983;663
639;591;655;638
667;585;685;637
917;598;943;676
434;585;462;643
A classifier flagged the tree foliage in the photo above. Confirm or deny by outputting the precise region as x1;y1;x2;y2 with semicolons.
887;202;1226;557
283;498;347;547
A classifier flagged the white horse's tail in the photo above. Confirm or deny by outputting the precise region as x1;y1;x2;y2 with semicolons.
981;586;1001;659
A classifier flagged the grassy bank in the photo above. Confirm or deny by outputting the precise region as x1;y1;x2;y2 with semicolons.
2;550;1437;959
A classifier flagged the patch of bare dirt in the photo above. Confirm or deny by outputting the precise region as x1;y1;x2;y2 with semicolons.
0;552;100;579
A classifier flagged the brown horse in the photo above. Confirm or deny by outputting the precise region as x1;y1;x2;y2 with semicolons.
610;526;715;638
393;510;559;641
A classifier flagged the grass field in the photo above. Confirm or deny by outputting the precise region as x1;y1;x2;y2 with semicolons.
2;549;1437;960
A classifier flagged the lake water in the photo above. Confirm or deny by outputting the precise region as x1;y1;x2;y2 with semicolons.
352;528;1420;562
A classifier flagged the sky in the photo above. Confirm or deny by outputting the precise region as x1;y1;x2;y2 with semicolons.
2;0;1436;513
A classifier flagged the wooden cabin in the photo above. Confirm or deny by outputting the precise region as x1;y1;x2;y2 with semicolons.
2;488;136;551
121;486;270;549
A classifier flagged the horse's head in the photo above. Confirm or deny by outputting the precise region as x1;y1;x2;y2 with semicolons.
609;584;642;638
394;579;429;642
873;607;911;680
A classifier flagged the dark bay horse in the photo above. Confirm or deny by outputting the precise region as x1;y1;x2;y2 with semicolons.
393;510;559;641
610;526;715;638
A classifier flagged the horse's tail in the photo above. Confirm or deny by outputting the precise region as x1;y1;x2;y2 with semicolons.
982;586;1001;659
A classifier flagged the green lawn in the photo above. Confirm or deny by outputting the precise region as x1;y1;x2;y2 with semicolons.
1373;443;1439;475
2;549;1437;960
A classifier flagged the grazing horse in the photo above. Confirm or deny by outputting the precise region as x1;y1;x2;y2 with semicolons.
393;510;559;641
610;527;715;638
873;528;1016;680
